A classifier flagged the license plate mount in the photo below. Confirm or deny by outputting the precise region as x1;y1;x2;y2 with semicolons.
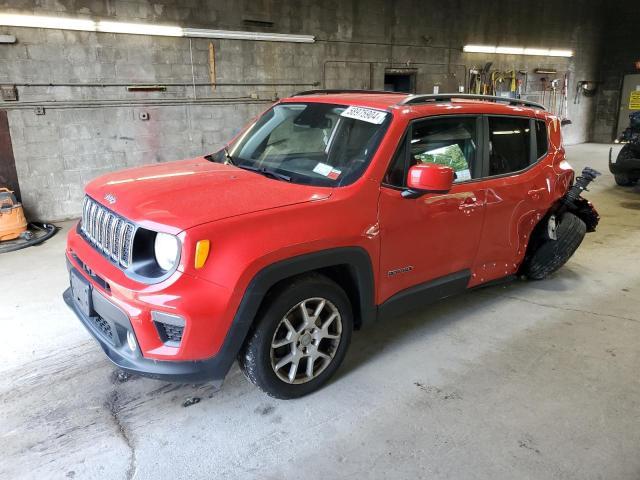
70;270;93;317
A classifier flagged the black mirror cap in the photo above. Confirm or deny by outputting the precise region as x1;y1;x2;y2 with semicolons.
561;119;572;126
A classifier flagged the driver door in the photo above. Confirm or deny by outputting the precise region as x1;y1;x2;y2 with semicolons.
378;115;486;307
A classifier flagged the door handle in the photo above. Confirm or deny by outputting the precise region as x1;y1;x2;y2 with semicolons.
527;187;546;200
458;196;480;210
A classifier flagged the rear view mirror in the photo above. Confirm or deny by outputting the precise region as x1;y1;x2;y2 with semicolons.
402;164;454;198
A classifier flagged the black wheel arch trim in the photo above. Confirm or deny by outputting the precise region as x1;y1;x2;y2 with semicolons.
214;246;376;379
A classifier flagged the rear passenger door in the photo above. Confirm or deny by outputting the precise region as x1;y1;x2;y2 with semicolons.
472;116;550;285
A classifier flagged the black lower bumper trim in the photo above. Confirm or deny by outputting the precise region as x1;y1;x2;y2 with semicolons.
609;163;640;175
63;281;227;385
610;146;640;175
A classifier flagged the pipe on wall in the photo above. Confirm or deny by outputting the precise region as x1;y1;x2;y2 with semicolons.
0;97;272;110
10;82;320;88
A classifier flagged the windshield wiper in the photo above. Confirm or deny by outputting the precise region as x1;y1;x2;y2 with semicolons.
236;164;292;182
204;146;236;165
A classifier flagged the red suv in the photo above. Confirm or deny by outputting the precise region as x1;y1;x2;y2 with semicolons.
64;91;599;398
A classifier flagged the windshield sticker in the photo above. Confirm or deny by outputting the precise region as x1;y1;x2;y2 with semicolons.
340;106;388;124
313;162;342;180
328;168;341;180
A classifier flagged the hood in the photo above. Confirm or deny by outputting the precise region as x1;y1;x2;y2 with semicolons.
85;158;332;232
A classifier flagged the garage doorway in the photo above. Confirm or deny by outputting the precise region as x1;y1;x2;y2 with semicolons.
384;69;417;93
0;111;20;200
616;74;640;138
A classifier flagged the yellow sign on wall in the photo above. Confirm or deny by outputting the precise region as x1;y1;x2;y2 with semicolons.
630;91;640;110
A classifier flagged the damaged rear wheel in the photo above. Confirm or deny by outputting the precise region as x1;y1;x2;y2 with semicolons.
522;212;587;280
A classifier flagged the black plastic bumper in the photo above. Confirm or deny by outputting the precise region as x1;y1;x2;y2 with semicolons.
609;159;640;175
63;268;228;385
610;146;640;175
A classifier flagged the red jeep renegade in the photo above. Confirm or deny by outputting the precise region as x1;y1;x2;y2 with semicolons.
64;91;599;398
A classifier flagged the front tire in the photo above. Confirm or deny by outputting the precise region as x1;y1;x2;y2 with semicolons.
239;274;353;399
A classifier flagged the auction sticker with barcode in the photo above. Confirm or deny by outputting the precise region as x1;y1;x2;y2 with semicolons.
340;106;388;124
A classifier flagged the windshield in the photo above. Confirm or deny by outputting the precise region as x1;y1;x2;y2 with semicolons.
209;102;390;186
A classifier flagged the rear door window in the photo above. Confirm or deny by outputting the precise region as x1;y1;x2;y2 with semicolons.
488;117;531;176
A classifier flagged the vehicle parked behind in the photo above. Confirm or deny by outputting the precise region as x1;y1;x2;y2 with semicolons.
610;111;640;186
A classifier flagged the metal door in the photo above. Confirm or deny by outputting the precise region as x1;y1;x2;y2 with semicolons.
0;111;20;200
617;74;640;137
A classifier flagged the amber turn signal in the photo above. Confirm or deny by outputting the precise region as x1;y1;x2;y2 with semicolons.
194;240;210;269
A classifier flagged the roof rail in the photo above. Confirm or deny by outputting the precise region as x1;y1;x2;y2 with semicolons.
398;93;546;110
293;89;399;97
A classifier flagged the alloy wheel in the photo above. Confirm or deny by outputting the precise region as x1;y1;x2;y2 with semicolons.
270;297;342;384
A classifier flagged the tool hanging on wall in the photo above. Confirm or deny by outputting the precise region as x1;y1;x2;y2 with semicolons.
482;63;491;94
467;66;529;99
540;77;548;106
469;67;481;94
562;73;569;121
208;42;216;93
468;63;493;95
574;81;599;104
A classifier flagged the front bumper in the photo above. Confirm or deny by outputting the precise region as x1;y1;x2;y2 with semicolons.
63;265;229;384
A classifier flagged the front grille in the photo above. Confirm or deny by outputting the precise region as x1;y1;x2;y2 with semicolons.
81;196;135;268
92;316;113;341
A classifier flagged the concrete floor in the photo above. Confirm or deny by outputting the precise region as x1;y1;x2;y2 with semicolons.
1;144;639;479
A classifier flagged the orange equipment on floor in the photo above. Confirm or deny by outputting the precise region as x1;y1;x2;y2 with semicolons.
0;188;27;241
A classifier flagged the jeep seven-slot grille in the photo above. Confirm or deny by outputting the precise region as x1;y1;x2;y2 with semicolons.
81;196;135;268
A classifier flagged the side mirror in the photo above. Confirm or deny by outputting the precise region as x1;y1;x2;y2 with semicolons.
561;119;572;126
402;164;454;198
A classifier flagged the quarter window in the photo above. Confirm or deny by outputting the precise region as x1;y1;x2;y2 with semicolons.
535;120;548;159
488;117;531;176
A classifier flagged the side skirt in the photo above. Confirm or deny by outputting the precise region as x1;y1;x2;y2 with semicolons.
377;270;471;320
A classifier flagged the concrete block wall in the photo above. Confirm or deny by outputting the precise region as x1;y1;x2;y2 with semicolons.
7;103;264;220
0;0;604;220
592;1;638;143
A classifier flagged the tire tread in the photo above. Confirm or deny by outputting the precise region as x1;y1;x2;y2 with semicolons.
238;273;352;399
524;212;586;280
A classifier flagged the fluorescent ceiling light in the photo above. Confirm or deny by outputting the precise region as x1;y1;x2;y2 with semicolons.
465;44;573;58
523;48;550;56
548;49;574;57
0;13;314;43
97;21;182;37
463;45;496;54
0;13;94;31
495;46;524;55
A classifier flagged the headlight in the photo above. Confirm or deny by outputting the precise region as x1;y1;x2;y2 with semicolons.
154;233;180;271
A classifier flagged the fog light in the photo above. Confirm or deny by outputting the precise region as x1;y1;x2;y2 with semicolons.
127;330;137;351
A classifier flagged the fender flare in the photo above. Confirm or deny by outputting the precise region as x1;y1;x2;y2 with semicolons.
212;246;376;378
